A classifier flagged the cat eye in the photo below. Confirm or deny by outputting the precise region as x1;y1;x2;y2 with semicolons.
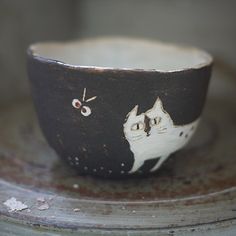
150;117;161;126
81;105;91;116
131;122;145;131
72;99;82;109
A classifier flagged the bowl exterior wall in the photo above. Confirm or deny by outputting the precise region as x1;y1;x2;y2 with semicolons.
27;55;212;178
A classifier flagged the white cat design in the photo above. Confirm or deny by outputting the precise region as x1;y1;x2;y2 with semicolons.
123;98;199;173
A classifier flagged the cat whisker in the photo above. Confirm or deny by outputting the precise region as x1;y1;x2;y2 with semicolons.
128;135;143;141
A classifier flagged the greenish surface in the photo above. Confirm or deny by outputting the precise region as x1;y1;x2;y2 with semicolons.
1;219;236;236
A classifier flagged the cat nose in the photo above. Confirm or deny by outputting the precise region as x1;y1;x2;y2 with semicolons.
144;125;150;136
144;115;151;136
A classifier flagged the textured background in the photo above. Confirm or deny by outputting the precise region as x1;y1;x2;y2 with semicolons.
0;0;76;105
0;0;235;103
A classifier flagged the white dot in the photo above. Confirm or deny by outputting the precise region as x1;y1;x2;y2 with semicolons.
84;166;88;170
121;206;126;210
75;157;79;161
121;171;125;174
73;208;80;212
121;163;125;167
132;210;136;213
82;147;87;152
152;215;156;218
73;184;79;189
75;162;79;165
93;169;97;172
100;166;104;170
108;170;112;174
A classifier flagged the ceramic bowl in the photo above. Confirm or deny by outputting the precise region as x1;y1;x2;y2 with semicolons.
27;37;213;178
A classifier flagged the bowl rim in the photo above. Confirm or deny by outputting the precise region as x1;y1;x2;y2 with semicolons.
27;36;213;73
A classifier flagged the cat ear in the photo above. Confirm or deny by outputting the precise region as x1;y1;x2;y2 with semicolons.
127;105;138;120
152;97;164;110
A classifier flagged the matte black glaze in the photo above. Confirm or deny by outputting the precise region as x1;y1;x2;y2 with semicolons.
27;43;212;178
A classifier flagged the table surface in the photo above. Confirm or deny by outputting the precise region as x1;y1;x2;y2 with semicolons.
0;65;236;235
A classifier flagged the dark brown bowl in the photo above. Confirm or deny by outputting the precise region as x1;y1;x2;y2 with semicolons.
27;37;213;178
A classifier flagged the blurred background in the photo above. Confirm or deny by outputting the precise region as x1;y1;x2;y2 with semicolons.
0;2;236;234
0;0;236;106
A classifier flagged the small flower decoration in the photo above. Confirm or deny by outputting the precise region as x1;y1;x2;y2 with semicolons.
72;88;97;117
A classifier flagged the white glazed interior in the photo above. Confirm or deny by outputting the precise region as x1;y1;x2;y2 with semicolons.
30;37;213;72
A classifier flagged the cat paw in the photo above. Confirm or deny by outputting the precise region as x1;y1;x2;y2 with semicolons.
149;155;169;172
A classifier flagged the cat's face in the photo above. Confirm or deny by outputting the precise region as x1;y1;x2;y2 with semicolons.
123;98;172;141
123;106;146;141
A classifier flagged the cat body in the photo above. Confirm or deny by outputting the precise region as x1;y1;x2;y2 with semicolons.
123;98;199;173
